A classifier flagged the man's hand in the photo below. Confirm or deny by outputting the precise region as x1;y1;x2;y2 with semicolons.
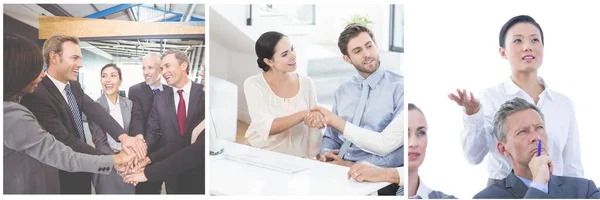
529;154;553;184
304;111;326;129
322;150;354;167
130;157;151;173
311;106;346;132
448;89;480;115
347;162;397;183
113;148;136;166
119;134;147;159
124;169;148;186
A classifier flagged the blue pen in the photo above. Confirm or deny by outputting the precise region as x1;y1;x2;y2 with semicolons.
537;139;541;156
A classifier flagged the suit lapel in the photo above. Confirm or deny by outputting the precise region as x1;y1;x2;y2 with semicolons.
548;175;565;198
142;83;153;99
119;96;131;133
505;172;528;198
98;95;109;112
185;82;202;131
165;88;180;134
41;76;70;112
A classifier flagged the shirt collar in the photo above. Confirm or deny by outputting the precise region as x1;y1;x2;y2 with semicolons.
46;72;69;92
410;177;432;199
516;175;533;187
105;95;120;106
148;83;164;91
354;63;386;89
503;76;553;101
172;79;192;94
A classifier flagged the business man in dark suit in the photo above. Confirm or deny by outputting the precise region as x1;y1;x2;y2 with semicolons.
20;35;147;194
132;49;205;194
124;131;205;194
128;52;171;194
474;98;600;199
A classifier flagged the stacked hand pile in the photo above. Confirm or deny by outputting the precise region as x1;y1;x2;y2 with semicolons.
113;135;151;185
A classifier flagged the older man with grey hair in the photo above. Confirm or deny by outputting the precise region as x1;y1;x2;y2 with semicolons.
474;97;599;199
127;52;171;194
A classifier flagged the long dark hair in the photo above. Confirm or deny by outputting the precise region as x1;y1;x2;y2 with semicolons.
4;33;44;101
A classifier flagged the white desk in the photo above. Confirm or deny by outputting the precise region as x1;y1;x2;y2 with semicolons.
210;140;391;195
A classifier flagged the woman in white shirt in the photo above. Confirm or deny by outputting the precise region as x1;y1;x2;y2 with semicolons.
448;15;583;185
88;64;135;194
244;31;323;158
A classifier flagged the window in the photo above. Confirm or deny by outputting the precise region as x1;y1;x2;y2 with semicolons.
259;4;316;25
390;4;404;53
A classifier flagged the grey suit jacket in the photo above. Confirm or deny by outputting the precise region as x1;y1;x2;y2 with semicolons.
88;95;132;155
474;171;600;199
3;101;113;194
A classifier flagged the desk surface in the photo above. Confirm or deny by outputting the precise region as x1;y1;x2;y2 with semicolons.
210;140;391;195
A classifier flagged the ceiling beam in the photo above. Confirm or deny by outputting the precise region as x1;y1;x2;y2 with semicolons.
85;4;141;19
37;4;72;17
39;15;204;40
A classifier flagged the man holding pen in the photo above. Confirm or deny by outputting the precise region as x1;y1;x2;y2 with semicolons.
474;97;599;199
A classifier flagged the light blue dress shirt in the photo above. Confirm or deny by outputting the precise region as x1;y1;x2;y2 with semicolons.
149;83;164;92
517;175;549;194
320;65;404;167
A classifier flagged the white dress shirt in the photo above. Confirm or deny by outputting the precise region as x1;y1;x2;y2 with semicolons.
46;72;69;103
46;72;88;142
244;73;323;158
460;76;583;180
343;113;403;156
173;80;192;117
105;95;123;152
343;114;404;186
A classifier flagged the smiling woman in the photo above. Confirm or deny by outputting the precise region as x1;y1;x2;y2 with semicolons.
243;31;323;158
88;63;136;194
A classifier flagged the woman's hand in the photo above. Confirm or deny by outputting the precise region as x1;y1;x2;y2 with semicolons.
123;169;148;186
448;88;480;115
304;110;326;129
310;106;345;132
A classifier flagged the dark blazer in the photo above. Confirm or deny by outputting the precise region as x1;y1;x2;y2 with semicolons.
20;76;126;194
145;131;205;194
145;81;205;194
474;171;600;199
128;81;170;137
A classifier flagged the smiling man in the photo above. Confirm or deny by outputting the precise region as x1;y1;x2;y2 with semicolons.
136;49;205;194
474;97;599;199
128;52;171;194
318;23;404;168
20;34;146;194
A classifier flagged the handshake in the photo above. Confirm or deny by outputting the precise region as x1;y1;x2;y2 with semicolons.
111;134;152;185
304;106;337;129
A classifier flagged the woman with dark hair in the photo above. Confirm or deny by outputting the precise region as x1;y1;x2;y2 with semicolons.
3;33;134;194
88;64;135;193
449;15;583;185
243;31;322;158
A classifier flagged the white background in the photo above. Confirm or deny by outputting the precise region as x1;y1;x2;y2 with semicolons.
405;1;600;198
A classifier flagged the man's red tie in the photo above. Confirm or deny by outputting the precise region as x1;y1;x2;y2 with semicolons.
177;89;187;136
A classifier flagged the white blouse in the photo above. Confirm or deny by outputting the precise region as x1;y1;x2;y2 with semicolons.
105;95;123;152
461;77;583;180
243;73;322;158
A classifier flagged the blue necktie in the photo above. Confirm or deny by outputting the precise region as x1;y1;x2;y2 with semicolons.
152;88;160;95
339;82;370;159
64;85;86;142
